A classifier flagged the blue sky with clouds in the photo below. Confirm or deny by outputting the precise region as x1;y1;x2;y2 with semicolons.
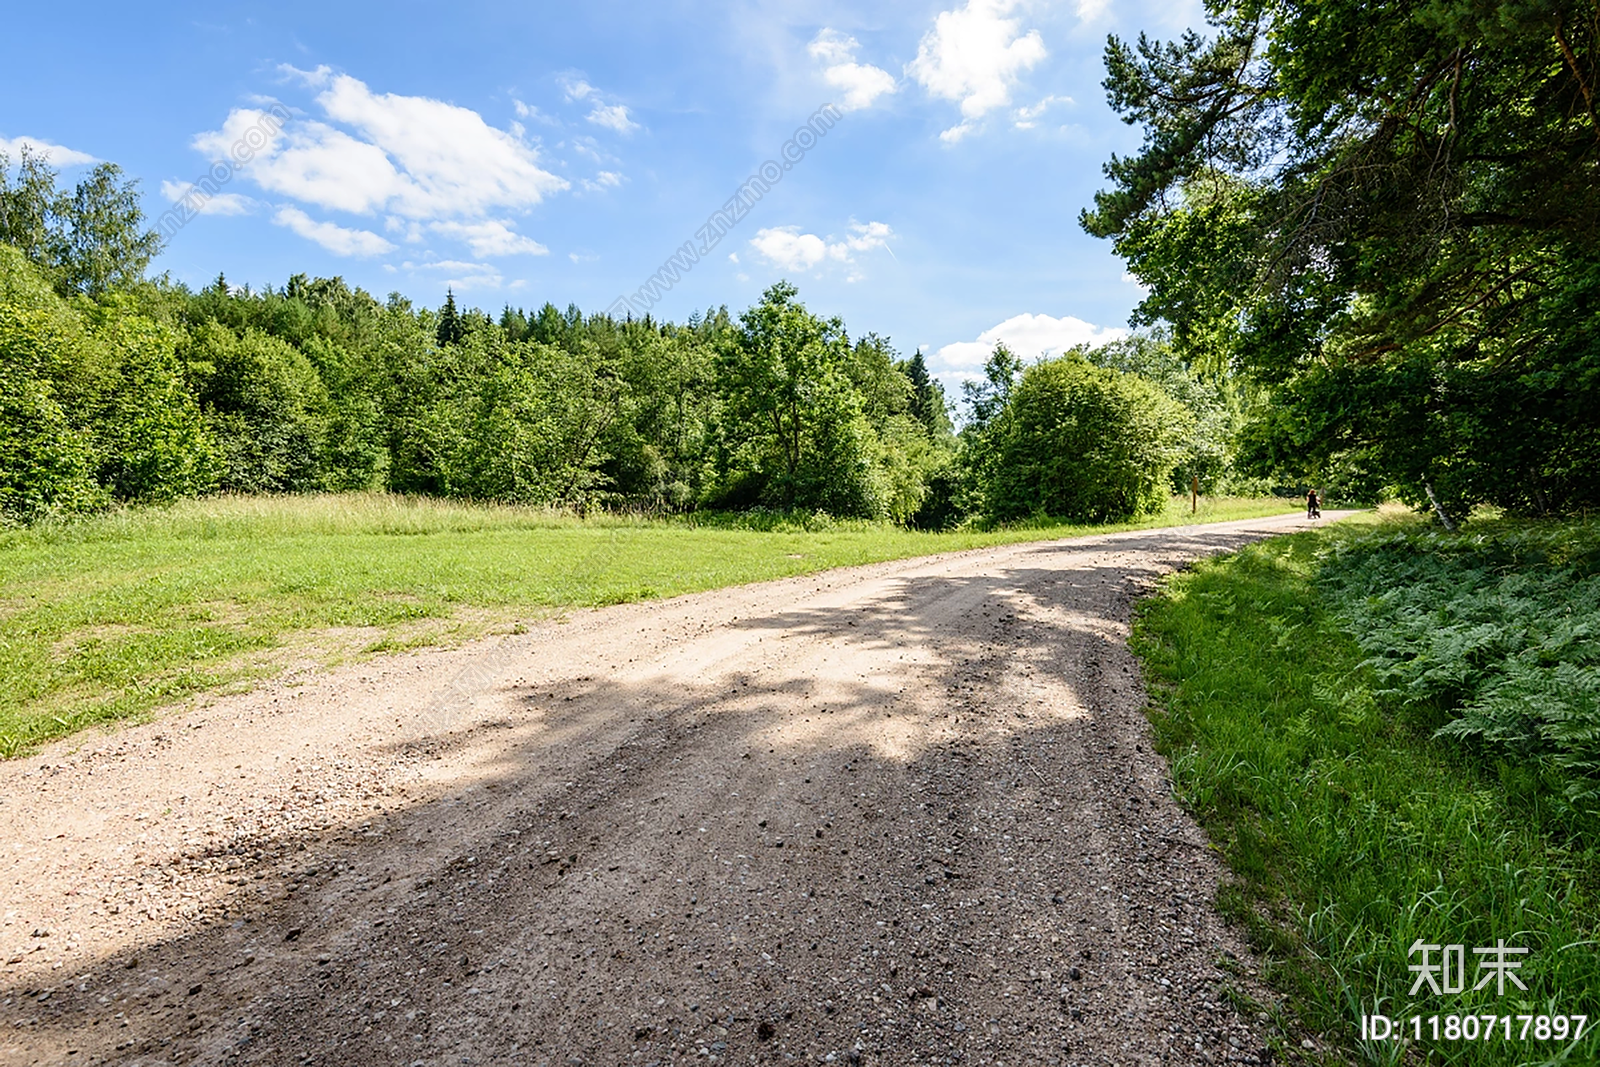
2;0;1205;390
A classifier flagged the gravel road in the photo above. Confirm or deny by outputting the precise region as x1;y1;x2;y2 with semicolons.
0;512;1345;1066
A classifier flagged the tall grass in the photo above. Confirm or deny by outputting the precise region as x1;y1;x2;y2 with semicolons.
1134;515;1600;1065
0;491;1301;756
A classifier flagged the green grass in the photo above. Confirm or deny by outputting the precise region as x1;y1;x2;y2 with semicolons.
1133;512;1600;1065
0;490;1300;756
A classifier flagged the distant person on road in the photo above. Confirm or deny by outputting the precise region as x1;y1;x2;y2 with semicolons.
1306;489;1321;519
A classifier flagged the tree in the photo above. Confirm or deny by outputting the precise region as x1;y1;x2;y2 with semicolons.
713;282;882;516
53;164;163;296
1;151;162;297
904;349;953;439
981;353;1189;523
0;247;102;521
1085;331;1242;493
0;147;60;269
1082;0;1600;521
185;322;330;493
435;288;464;347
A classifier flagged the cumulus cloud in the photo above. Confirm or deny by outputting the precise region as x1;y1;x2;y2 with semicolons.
192;72;571;260
431;219;548;257
272;206;396;257
908;0;1047;141
160;180;257;216
750;228;829;272
0;135;96;167
193;75;566;222
931;312;1126;370
315;74;568;215
748;222;894;273
809;29;898;112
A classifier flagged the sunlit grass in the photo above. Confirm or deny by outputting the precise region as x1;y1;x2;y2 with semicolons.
0;491;1303;756
1133;513;1600;1064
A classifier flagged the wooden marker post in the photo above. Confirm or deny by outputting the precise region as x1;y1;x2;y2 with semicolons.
1191;473;1199;514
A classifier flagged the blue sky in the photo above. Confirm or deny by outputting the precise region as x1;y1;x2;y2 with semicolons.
2;0;1205;391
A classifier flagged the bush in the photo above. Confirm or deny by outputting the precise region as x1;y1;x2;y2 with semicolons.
82;303;218;502
982;354;1190;522
185;322;330;493
0;249;103;521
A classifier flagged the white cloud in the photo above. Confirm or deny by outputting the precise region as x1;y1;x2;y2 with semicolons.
750;228;829;272
939;122;977;144
1074;0;1112;21
561;77;596;102
272;206;396;257
431;219;548;257
384;216;427;243
586;103;639;134
512;98;558;126
278;63;332;88
192;73;569;226
160;180;257;216
580;169;624;193
0;135;96;167
809;29;898;112
317;74;568;215
402;258;503;291
557;75;640;134
1013;93;1070;129
931;312;1126;370
749;221;895;273
908;0;1047;141
836;220;893;256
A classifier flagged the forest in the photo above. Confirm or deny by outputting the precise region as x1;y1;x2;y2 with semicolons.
3;147;1277;532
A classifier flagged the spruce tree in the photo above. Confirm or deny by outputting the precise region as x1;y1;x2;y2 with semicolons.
906;349;938;434
436;288;464;347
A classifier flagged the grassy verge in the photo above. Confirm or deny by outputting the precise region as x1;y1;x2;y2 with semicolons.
1133;513;1600;1065
0;491;1298;756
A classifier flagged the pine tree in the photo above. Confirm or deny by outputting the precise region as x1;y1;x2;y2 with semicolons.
436;288;464;347
907;349;938;434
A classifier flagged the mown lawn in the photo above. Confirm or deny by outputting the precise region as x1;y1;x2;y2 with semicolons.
1134;512;1600;1065
0;491;1299;756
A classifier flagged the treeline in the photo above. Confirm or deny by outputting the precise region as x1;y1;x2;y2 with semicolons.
1;147;1258;528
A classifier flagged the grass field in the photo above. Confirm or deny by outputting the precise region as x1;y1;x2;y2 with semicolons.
1133;511;1600;1065
0;491;1300;756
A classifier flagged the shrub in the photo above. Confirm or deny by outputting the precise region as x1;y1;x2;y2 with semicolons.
982;354;1190;522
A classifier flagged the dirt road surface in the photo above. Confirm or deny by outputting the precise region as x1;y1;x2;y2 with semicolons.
0;513;1346;1066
